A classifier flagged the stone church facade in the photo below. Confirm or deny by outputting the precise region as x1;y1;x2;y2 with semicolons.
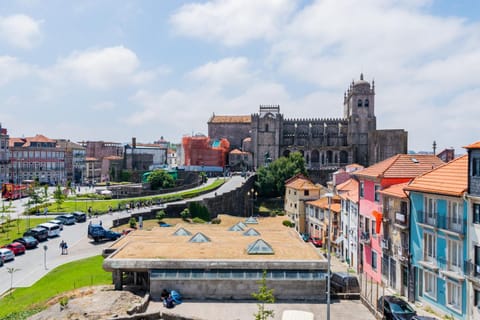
208;74;408;176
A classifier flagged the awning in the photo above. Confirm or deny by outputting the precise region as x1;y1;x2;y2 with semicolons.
372;210;382;234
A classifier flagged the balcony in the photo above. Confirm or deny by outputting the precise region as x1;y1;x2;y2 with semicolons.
416;210;437;228
394;212;408;227
359;232;371;245
465;260;480;283
437;216;466;235
437;256;464;276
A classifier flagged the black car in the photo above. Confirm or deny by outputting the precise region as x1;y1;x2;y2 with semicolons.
377;295;417;320
23;227;49;242
13;236;39;249
72;211;87;223
330;272;360;298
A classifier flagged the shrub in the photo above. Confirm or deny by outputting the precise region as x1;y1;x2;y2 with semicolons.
59;296;69;310
180;208;190;221
276;211;285;216
189;202;210;221
282;220;294;227
192;217;206;224
269;211;277;217
129;217;137;228
156;210;166;221
211;217;221;224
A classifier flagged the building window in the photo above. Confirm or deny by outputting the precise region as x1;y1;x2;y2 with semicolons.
372;251;378;270
424;196;437;225
360;181;364;198
374;185;380;202
265;124;269;132
448;200;462;232
357;99;363;107
304;190;309;196
447;239;462;272
365;99;369;107
423;270;437;299
474;203;480;224
424;232;436;262
371;219;376;236
474;289;480;307
446;281;461;312
473;158;480;176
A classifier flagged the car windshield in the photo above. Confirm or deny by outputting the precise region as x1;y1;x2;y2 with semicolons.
390;300;415;314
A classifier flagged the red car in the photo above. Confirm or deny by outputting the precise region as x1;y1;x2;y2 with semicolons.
3;242;26;255
309;237;323;247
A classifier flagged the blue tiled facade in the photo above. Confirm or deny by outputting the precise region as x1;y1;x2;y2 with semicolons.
410;191;468;319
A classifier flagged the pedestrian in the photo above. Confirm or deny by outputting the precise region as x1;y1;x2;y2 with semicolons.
100;220;102;226
59;240;65;255
44;207;48;216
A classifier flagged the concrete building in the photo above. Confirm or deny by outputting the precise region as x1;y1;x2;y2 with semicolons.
228;149;251;171
336;178;360;271
55;139;86;184
284;174;321;234
0;125;9;185
124;139;168;171
102;215;328;301
85;157;101;184
208;74;408;183
9;134;65;185
463;141;480;320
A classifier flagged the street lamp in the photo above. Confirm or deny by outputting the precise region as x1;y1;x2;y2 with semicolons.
247;188;258;217
324;192;334;320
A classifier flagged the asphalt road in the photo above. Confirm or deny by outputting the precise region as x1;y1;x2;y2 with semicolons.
0;176;246;296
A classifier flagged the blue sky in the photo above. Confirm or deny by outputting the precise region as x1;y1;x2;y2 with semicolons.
0;0;479;153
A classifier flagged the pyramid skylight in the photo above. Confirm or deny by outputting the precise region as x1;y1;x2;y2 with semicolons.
245;217;259;224
173;227;192;236
236;222;248;229
189;232;211;243
247;239;274;255
228;224;244;231
243;228;261;236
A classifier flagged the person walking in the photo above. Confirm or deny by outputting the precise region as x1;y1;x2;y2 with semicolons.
59;240;66;255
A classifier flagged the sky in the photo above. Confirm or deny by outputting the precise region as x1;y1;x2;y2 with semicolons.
0;0;479;153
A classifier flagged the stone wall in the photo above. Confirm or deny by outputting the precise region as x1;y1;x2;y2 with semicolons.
208;122;251;150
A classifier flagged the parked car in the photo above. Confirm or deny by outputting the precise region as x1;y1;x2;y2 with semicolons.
49;219;64;230
23;227;49;242
57;214;76;225
3;242;26;256
411;317;438;320
377;295;417;320
13;236;39;249
330;272;360;298
308;236;323;247
72;211;87;222
301;233;310;242
0;248;15;262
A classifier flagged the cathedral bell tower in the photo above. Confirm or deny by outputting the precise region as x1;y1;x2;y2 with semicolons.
344;73;376;166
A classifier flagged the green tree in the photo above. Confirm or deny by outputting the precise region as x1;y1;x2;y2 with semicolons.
156;210;166;222
180;208;190;221
147;170;175;190
252;270;275;320
53;185;65;211
256;151;307;197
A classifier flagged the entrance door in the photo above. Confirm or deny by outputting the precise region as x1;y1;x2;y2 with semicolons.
389;258;396;288
401;265;408;297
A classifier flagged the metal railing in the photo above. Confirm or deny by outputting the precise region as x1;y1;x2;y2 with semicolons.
416;211;466;234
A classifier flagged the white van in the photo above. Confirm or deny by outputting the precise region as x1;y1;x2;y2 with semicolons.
38;222;61;238
281;310;314;320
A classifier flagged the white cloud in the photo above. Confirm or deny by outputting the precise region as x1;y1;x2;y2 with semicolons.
170;0;298;46
0;56;31;86
51;46;154;89
187;57;253;89
0;14;42;49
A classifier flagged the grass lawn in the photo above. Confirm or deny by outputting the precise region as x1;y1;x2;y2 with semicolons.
0;255;111;319
43;178;225;214
0;217;52;246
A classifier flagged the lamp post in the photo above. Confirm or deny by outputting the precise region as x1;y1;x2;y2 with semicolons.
43;245;48;270
247;188;258;217
325;192;334;320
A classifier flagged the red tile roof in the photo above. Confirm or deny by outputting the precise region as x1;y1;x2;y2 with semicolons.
354;154;444;179
285;174;319;191
379;182;409;199
464;141;480;149
306;197;341;213
405;155;467;197
230;149;247;155
209;115;251;123
336;179;359;202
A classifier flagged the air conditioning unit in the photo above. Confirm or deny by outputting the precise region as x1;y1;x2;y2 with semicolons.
381;238;390;250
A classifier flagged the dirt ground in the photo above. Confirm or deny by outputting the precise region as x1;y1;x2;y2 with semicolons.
28;285;145;320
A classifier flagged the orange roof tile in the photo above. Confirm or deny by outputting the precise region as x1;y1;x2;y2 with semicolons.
354;154;444;179
209;115;251;124
285;175;320;190
405;155;467;196
85;157;99;161
104;156;123;160
336;178;359;202
230;149;247;154
379;182;409;199
306;197;341;213
464;141;480;149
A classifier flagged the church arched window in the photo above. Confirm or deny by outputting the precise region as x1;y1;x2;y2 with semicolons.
357;99;363;107
265;124;269;132
365;99;369;107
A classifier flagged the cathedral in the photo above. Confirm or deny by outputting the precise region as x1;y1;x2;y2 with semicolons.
208;74;408;178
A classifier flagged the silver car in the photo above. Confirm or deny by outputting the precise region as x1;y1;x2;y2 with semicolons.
0;248;15;262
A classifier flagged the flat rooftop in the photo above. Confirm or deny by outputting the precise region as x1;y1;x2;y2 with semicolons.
108;215;324;261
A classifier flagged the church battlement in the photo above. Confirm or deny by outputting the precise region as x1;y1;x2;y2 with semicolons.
284;117;347;124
